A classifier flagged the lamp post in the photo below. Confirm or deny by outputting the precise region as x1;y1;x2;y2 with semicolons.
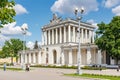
21;25;28;69
74;7;84;75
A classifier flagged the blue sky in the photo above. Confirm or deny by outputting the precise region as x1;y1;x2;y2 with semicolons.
0;0;120;49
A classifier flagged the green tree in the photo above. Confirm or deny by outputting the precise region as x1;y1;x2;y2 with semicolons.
0;0;16;28
34;40;38;49
2;38;25;63
95;16;120;64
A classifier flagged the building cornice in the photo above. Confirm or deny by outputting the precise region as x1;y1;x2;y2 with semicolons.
42;18;96;31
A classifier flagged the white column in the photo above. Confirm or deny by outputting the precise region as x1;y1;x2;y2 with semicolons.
33;53;36;63
97;50;102;64
52;29;54;44
81;28;83;43
42;31;44;45
92;31;95;43
61;49;65;65
21;54;23;64
68;25;71;42
87;47;91;64
48;30;50;45
38;51;41;64
89;30;91;43
29;53;31;63
56;28;58;44
44;31;47;45
25;54;27;63
73;27;75;42
60;27;62;43
64;26;66;43
69;48;72;66
85;29;87;43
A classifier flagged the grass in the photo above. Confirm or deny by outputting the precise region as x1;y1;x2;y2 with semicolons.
31;64;106;70
65;73;120;80
0;67;22;71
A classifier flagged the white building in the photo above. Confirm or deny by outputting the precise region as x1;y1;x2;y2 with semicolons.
18;14;107;66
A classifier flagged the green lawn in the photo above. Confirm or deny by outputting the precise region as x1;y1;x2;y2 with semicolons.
0;67;22;71
65;73;120;80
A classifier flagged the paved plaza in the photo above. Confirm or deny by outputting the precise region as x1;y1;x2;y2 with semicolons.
0;67;120;80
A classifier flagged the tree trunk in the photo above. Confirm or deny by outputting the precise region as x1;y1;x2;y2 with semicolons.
116;58;118;65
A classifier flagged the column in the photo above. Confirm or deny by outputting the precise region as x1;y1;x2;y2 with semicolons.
92;31;95;43
64;26;66;43
60;27;62;43
73;27;75;42
48;30;50;45
69;48;72;66
68;25;71;42
42;31;44;45
56;28;58;44
25;54;27;63
89;30;91;43
29;53;31;63
44;31;47;45
61;49;65;65
85;29;87;43
81;28;83;43
87;47;91;64
33;53;36;63
21;54;23;64
38;51;41;64
97;50;102;64
52;29;54;44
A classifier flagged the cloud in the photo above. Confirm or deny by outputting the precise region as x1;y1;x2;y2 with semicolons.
26;41;42;50
51;0;98;14
26;41;34;49
14;4;28;15
104;0;120;8
1;22;31;36
87;19;98;28
112;5;120;16
0;22;32;43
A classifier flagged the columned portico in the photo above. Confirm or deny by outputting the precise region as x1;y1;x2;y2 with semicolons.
18;14;106;66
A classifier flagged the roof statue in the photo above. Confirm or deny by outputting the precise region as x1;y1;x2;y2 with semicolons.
50;13;62;24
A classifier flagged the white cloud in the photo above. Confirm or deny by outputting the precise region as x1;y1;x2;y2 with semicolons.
51;0;98;14
26;41;34;50
87;19;98;28
0;22;32;43
112;5;120;16
14;4;28;15
26;41;42;50
1;22;31;36
104;0;120;8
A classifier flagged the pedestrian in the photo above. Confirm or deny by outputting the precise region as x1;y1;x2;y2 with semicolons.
26;64;30;71
99;65;102;71
3;62;6;71
117;65;120;72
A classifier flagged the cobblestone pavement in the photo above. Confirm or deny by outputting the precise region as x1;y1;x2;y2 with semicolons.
0;67;120;80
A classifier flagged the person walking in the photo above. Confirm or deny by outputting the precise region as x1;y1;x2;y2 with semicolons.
3;62;6;71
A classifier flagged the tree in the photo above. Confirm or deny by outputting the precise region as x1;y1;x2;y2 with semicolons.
0;0;16;28
95;16;120;64
2;38;25;63
34;40;38;49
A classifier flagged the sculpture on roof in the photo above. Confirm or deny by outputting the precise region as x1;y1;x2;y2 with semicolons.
50;13;62;24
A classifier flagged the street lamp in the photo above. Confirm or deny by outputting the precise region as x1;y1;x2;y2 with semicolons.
21;25;28;69
74;7;84;75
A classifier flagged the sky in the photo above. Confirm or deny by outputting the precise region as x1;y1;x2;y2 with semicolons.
0;0;120;49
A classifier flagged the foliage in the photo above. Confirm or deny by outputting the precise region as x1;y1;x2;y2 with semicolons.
34;40;39;49
0;50;6;58
2;39;25;62
65;73;120;80
0;0;16;28
95;16;120;64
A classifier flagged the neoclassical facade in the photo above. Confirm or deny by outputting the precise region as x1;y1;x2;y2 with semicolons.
18;15;107;66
